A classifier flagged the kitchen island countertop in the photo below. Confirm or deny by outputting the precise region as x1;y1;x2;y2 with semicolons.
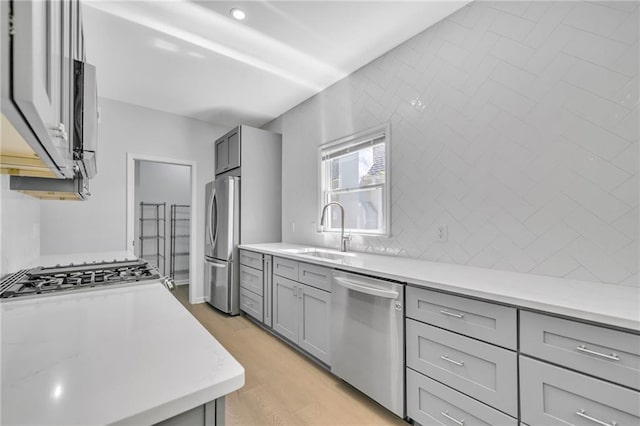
241;242;640;332
1;282;244;425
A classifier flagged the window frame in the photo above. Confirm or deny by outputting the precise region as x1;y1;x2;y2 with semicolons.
317;123;391;237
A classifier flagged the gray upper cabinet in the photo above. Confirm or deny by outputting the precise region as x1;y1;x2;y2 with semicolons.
214;128;240;175
2;0;79;179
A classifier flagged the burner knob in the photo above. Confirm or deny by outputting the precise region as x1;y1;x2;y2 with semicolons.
163;277;176;292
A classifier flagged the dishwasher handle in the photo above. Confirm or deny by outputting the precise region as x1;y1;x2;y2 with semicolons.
334;276;399;299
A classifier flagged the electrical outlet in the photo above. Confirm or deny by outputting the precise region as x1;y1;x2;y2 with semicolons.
291;222;296;233
436;224;448;242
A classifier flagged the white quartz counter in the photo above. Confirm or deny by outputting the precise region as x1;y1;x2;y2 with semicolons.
1;282;244;425
240;242;640;332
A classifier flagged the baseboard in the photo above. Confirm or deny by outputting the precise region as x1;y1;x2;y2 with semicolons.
191;296;207;304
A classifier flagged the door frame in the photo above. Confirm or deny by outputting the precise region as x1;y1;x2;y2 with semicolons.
126;153;198;304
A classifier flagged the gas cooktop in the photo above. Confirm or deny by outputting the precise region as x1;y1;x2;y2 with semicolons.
0;259;172;300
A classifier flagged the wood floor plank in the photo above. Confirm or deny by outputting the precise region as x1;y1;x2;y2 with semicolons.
174;286;406;425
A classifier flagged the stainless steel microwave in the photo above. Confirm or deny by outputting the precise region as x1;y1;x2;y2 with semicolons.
73;60;98;179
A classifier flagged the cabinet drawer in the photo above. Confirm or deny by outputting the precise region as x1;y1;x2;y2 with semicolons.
240;288;263;323
407;368;517;426
406;286;517;349
298;262;332;292
239;265;263;296
520;356;640;426
521;311;640;390
406;319;518;416
273;257;298;280
239;250;263;270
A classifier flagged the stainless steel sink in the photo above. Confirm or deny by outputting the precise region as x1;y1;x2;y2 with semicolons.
281;247;355;262
304;250;346;260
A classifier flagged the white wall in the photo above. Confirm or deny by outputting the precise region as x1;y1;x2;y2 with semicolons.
40;97;228;300
0;175;40;275
264;0;639;286
134;160;191;276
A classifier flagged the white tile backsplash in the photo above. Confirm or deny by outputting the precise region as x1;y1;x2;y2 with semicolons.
264;0;639;286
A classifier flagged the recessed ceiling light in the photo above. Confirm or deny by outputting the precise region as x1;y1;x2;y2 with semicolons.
230;8;246;20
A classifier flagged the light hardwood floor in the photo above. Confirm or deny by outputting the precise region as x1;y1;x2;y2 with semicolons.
174;285;407;426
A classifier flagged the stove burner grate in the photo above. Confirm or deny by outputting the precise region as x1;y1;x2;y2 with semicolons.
0;259;163;299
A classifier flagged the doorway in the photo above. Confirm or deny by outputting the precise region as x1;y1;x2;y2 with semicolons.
126;154;197;302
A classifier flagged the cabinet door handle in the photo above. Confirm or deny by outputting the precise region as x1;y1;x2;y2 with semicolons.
576;410;617;426
441;410;465;426
293;285;298;297
576;345;620;361
441;355;464;366
440;309;464;319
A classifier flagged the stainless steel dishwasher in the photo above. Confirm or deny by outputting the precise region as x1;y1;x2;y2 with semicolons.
331;270;404;418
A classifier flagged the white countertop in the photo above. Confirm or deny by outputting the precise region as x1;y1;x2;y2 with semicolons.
241;243;640;332
1;282;244;425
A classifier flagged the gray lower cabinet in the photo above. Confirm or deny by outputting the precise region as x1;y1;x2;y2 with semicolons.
407;368;517;426
406;285;519;424
273;275;298;342
298;283;331;363
520;310;640;391
406;286;517;350
406;318;518;416
239;250;273;327
273;257;299;281
239;265;263;296
239;262;264;323
520;356;640;426
155;398;225;426
272;274;331;365
239;287;263;322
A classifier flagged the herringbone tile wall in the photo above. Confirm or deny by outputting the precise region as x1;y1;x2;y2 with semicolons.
270;1;639;286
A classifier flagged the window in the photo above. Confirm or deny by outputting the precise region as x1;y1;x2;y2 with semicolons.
319;124;390;235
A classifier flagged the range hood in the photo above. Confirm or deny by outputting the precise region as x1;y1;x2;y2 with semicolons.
10;172;89;201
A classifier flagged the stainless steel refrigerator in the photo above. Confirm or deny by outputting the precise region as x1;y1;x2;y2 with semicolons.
204;177;240;314
204;125;282;316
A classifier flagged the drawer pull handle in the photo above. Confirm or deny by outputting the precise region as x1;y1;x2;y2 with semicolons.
576;410;617;426
304;270;326;279
576;345;620;361
441;410;465;426
440;310;464;319
441;355;464;366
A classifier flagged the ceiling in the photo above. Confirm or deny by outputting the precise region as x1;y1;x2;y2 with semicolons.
82;0;469;128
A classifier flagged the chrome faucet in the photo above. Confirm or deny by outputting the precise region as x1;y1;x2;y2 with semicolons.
320;202;351;252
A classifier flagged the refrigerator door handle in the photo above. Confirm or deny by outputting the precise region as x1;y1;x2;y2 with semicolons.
212;190;219;249
207;261;226;268
207;187;216;247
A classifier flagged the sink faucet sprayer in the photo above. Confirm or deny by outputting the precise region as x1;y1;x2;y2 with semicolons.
320;202;351;252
